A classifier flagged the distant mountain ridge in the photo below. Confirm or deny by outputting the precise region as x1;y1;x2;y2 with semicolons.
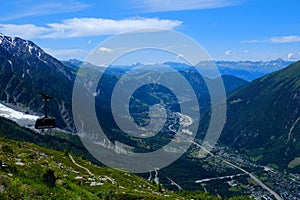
216;59;293;81
66;59;292;82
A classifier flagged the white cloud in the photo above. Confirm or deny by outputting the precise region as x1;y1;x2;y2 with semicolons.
0;24;49;39
44;48;88;60
270;36;300;43
243;50;250;54
287;53;294;60
225;50;232;56
0;17;182;39
99;47;114;54
44;18;182;38
130;0;244;12
286;52;300;60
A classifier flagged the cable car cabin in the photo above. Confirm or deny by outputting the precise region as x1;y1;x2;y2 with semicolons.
35;116;56;129
35;92;57;129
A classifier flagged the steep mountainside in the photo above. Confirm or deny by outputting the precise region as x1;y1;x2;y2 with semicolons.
220;61;300;171
0;116;253;200
0;137;179;199
0;34;76;130
220;75;249;93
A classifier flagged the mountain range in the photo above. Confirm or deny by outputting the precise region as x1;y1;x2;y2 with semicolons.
0;34;248;131
0;34;299;197
0;34;298;167
215;60;292;81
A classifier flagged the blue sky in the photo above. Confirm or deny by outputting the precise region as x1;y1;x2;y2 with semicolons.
0;0;299;62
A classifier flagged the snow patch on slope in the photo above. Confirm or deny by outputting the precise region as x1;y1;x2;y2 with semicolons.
0;103;38;127
28;45;33;54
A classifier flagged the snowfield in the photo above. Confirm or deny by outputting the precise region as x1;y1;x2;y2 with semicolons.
0;103;39;127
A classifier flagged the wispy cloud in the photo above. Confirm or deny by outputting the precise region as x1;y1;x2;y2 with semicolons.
270;36;300;43
44;48;88;60
242;35;300;44
0;17;182;39
129;0;244;12
0;24;49;39
1;1;90;21
241;39;265;43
